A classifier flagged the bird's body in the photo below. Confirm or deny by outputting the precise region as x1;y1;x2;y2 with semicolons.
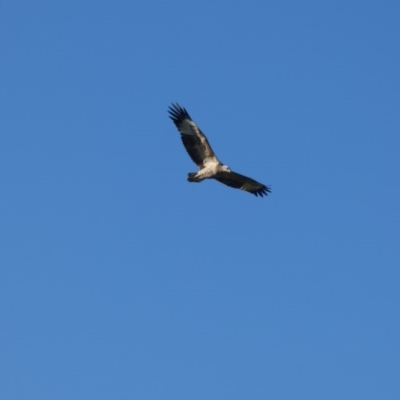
187;161;229;182
168;103;271;197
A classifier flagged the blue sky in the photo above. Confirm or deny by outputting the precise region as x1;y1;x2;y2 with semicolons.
1;1;399;399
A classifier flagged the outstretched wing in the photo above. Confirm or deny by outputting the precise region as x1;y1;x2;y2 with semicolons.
168;103;219;168
215;171;271;197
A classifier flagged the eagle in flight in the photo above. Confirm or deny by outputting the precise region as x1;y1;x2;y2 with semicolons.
168;103;271;197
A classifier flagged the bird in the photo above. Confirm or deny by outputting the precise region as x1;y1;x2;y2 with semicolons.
168;103;271;197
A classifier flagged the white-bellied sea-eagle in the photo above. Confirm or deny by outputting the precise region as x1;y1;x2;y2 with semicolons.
168;103;271;197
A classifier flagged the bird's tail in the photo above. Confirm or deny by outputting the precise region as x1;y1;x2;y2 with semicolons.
187;172;201;182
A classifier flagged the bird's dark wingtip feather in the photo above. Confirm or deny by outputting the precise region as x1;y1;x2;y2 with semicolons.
168;102;191;126
253;185;271;198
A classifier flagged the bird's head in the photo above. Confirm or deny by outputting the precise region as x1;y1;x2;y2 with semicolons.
222;164;231;173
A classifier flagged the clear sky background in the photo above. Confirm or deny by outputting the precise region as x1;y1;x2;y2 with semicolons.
1;1;399;399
